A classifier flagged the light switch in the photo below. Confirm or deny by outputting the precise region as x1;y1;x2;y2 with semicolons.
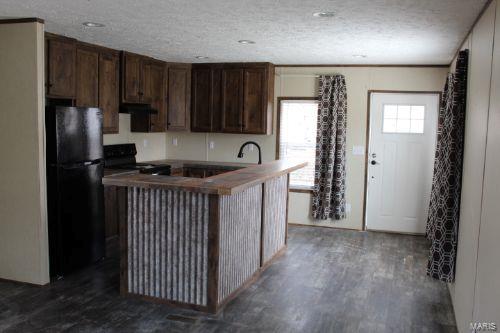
172;137;178;146
143;139;148;148
346;203;351;213
352;146;365;156
209;141;215;150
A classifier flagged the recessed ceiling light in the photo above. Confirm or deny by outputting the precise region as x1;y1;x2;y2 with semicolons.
238;40;255;44
352;54;367;58
195;56;209;59
82;22;105;28
313;11;335;18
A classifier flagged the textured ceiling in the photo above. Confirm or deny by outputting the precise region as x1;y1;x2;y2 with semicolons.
0;0;487;64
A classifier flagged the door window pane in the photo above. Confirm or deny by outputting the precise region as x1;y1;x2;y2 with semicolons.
383;104;425;134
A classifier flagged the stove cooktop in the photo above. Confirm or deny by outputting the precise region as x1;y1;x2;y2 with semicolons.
104;144;171;175
109;163;171;175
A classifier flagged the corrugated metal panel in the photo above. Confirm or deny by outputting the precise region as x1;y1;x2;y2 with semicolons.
218;185;262;303
127;187;208;306
262;175;288;263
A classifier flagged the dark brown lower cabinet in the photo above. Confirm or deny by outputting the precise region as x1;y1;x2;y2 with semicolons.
104;186;127;242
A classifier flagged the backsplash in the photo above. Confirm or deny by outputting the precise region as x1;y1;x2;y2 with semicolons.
103;114;167;162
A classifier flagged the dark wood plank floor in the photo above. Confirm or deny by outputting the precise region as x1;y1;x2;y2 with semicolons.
0;226;456;333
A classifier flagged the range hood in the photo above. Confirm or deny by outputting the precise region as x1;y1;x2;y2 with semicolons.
119;104;158;115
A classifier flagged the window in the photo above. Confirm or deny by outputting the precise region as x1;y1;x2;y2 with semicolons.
383;104;425;134
278;99;318;189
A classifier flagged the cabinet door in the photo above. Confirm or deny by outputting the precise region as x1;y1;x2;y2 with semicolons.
99;52;120;134
141;60;153;103
149;62;165;132
75;47;99;108
167;65;191;131
122;53;142;103
211;68;223;132
221;68;243;133
46;38;76;98
242;68;267;134
191;67;212;132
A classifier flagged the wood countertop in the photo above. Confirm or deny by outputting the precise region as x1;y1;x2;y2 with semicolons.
102;159;307;195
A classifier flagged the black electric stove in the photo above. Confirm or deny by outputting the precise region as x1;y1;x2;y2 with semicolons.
103;144;171;175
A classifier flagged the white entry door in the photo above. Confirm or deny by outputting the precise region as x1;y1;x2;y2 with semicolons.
366;92;439;234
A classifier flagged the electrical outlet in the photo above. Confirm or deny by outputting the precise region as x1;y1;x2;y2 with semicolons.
172;137;178;146
346;203;352;213
209;141;215;149
143;139;148;148
249;144;254;151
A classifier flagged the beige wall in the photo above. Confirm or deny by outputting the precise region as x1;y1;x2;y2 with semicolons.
474;0;500;323
448;0;500;331
0;21;49;285
165;66;448;230
103;114;167;162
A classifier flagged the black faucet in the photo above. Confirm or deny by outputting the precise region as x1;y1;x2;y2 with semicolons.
237;141;262;164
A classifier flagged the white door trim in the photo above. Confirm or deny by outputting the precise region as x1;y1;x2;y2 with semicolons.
362;90;441;233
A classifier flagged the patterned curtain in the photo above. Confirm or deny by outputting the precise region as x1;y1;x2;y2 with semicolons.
311;75;347;220
426;50;469;282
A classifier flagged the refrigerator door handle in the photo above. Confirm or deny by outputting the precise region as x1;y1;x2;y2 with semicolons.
84;159;103;166
60;159;103;170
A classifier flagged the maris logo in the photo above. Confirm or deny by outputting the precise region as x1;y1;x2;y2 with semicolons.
470;322;497;331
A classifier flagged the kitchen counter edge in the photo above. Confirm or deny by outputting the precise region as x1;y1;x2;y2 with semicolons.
102;160;307;195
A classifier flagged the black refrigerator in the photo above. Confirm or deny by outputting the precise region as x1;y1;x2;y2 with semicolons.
46;106;105;278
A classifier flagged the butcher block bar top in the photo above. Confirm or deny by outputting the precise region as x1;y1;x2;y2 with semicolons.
102;159;307;195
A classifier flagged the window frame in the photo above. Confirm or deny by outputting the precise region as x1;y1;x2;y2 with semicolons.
276;97;318;193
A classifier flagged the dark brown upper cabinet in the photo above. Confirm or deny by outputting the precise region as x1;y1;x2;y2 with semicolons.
242;67;270;134
191;65;222;132
75;45;99;107
99;51;120;134
191;63;274;135
221;68;244;133
73;42;120;134
131;60;166;133
166;63;191;131
149;61;166;132
45;34;76;99
121;51;152;104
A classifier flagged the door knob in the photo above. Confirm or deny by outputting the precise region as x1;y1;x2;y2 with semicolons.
371;160;378;165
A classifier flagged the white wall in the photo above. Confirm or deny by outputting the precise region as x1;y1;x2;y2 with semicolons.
103;114;167;162
448;0;500;331
0;21;49;285
165;66;448;230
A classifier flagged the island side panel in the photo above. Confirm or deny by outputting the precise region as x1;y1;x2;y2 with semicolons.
126;187;209;308
261;174;289;266
218;185;262;305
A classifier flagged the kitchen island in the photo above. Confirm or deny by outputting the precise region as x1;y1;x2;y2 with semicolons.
102;159;306;313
